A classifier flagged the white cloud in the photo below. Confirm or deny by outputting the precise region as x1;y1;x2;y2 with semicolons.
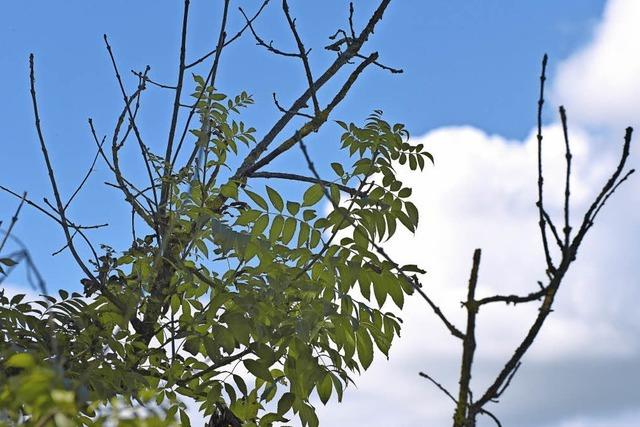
313;2;640;423
553;0;640;131
316;122;640;426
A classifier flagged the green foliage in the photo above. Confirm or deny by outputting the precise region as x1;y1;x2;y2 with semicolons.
0;79;431;426
0;290;179;426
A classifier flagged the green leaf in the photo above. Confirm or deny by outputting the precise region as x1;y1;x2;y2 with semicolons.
317;374;333;404
180;409;192;427
331;162;344;176
245;189;269;211
233;374;248;396
386;277;404;309
405;201;419;227
244;359;273;382
226;314;251;345
6;353;35;368
309;229;321;249
269;215;285;242
252;214;269;236
266;186;284;211
299;403;319;427
10;294;25;306
353;225;369;248
356;328;374;369
286;201;300;216
0;258;17;267
277;392;295;415
170;294;181;314
281;217;297;245
184;337;200;356
398;187;412;198
373;275;388;307
303;184;324;207
302;209;317;221
203;337;220;360
221;182;238;199
297;222;310;247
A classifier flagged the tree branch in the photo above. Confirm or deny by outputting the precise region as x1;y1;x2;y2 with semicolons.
453;249;481;427
282;0;320;114
185;0;271;69
535;54;556;276
249;171;363;196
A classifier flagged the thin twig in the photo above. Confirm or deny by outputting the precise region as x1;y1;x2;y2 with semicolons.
160;0;192;208
355;53;403;74
245;52;379;175
185;0;271;69
0;192;27;253
591;168;635;222
64;135;105;211
272;92;314;119
419;371;457;404
171;0;230;170
239;7;299;58
282;0;320;114
131;69;177;90
476;286;547;306
233;0;393;180
29;54;131;319
348;2;356;39
249;171;363;196
0;185;107;231
103;36;160;209
559;106;572;249
29;55;98;283
535;54;556;275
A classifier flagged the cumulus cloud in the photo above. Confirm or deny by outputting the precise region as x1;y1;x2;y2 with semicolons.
315;122;640;426
552;0;640;131
314;1;640;425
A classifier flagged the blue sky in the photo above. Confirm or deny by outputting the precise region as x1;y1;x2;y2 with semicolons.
0;1;604;292
3;1;640;426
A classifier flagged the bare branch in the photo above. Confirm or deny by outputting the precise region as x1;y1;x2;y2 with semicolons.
249;171;363;196
272;92;314;119
64;135;104;211
89;118;155;226
355;53;403;74
103;36;160;209
244;52;379;175
282;0;320;115
131;69;177;90
160;0;193;208
419;371;457;404
476;286;546;306
535;54;556;275
348;2;356;39
240;6;299;58
577;127;634;239
0;185;107;231
0;192;27;253
29;54;108;296
170;0;230;171
591;168;635;222
186;0;271;69
453;249;481;424
559;106;572;248
233;0;393;180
